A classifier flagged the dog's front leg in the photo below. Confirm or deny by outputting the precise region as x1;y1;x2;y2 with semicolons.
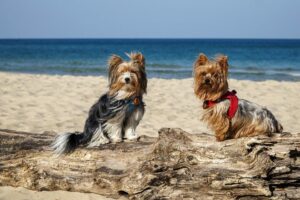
124;107;144;140
103;122;123;143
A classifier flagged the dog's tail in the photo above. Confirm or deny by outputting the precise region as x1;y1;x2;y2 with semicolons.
276;122;283;133
51;93;121;155
51;132;84;155
271;117;283;134
51;95;105;155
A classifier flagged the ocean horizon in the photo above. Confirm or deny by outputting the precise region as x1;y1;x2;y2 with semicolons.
0;38;300;81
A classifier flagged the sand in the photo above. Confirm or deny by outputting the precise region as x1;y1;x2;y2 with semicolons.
0;186;114;200
0;71;300;199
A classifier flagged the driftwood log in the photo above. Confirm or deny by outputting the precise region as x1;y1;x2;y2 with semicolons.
0;128;299;200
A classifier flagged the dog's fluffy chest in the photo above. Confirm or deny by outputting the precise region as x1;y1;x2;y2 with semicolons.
202;100;230;118
103;103;130;130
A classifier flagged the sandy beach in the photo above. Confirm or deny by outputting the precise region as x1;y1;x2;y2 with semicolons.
1;71;300;199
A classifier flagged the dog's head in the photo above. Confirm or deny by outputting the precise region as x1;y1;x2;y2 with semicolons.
108;52;147;99
193;53;228;101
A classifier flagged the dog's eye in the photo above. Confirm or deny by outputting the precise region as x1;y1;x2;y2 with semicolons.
130;69;138;74
201;72;206;76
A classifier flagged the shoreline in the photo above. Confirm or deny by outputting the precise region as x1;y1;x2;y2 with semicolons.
0;70;300;82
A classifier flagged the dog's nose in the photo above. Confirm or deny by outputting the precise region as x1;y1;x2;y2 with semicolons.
125;77;130;84
205;79;210;84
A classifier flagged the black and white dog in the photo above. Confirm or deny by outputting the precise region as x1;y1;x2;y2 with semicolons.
52;53;147;155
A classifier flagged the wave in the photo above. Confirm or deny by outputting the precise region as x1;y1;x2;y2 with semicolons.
147;64;300;78
147;67;190;72
230;65;300;72
230;69;300;77
147;63;185;68
148;63;300;71
0;64;107;75
1;63;300;80
68;60;86;66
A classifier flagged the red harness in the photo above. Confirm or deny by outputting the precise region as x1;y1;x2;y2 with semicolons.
203;90;239;119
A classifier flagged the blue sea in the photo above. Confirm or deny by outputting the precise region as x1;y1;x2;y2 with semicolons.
0;39;300;81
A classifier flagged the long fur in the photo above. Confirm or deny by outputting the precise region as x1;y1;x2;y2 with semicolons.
193;53;283;141
52;52;147;155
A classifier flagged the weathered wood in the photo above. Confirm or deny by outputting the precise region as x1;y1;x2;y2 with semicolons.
0;128;299;199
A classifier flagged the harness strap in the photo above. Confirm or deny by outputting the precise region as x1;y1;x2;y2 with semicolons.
203;90;239;119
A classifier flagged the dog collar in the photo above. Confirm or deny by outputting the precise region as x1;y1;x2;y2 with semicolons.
126;96;142;106
203;90;239;119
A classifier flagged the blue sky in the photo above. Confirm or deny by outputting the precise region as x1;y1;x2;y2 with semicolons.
0;0;299;39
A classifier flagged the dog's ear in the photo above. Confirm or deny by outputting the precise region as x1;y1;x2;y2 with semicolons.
108;55;123;85
216;55;228;70
108;55;122;74
216;55;228;75
128;52;145;69
195;53;208;66
108;55;123;70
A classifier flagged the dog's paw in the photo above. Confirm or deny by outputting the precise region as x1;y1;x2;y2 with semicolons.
110;138;123;143
123;138;138;143
215;134;226;142
124;134;138;142
124;128;138;140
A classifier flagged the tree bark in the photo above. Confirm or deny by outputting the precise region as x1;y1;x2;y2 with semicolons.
0;128;299;200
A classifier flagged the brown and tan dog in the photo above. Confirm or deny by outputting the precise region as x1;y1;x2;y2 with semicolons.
193;53;283;141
